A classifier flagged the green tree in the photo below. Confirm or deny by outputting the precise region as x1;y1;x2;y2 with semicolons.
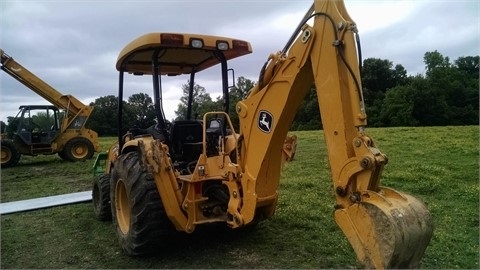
228;76;255;130
87;95;117;136
379;84;419;127
361;58;408;126
377;52;478;127
87;93;157;136
450;56;479;124
424;50;451;75
380;72;450;127
31;111;56;131
5;116;19;135
175;81;221;120
291;86;321;131
455;56;479;79
87;95;121;136
127;93;156;129
423;52;478;125
413;86;449;126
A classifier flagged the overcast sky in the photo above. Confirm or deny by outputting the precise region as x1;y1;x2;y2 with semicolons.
1;0;478;122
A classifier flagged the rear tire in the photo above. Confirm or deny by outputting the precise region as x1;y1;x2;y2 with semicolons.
110;151;173;256
62;137;94;162
1;140;21;168
92;173;112;221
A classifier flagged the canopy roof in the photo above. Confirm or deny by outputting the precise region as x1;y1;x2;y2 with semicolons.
116;33;252;75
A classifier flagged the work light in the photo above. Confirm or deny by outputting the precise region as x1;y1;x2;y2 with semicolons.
217;41;229;50
190;39;203;48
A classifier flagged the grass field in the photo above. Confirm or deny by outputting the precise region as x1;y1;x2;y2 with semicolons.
1;126;478;268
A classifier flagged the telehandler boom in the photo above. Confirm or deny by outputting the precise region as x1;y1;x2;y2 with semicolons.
92;0;433;268
0;49;100;167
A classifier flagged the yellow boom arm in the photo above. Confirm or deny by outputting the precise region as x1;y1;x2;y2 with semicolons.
235;0;433;268
0;49;94;131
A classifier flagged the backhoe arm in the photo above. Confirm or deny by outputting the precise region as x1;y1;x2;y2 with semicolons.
0;49;93;127
235;0;433;268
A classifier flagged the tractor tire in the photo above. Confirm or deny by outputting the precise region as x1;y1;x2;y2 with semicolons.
58;150;67;160
62;137;95;162
1;140;21;168
92;173;112;221
110;151;174;256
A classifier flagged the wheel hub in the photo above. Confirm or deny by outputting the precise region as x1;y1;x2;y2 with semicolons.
115;179;131;234
72;145;87;158
1;147;11;162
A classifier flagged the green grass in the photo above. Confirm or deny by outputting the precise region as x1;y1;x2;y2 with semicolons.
1;126;478;268
1;137;115;202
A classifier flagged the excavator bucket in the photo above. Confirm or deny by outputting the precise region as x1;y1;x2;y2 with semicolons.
334;187;433;269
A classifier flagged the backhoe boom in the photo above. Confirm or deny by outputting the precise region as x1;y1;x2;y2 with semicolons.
235;1;433;268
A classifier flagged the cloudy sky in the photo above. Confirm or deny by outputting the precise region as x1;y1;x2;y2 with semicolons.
1;0;478;122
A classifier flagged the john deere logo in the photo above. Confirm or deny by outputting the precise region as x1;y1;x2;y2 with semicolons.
258;110;273;133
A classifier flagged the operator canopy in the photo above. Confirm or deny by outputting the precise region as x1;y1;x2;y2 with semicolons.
116;33;252;75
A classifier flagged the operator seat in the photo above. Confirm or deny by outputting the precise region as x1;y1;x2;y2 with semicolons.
169;120;203;165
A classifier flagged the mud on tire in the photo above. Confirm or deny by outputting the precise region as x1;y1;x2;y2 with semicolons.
110;151;174;256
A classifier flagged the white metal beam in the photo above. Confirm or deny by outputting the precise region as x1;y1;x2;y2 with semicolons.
0;191;92;215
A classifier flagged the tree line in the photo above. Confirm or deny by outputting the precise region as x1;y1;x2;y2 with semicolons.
2;51;478;136
82;77;255;136
292;51;478;129
172;50;478;130
363;51;478;127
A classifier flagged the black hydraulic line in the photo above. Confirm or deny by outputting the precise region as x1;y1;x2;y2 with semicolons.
258;4;314;88
282;3;315;55
279;5;364;102
355;31;363;74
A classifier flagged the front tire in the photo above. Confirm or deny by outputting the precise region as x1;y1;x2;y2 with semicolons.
62;137;94;162
92;173;112;221
1;140;21;168
110;151;173;256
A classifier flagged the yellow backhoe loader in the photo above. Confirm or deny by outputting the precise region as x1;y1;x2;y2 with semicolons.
0;50;100;167
92;0;433;268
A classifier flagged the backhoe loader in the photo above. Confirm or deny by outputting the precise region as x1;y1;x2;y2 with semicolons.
92;0;433;268
0;50;100;167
